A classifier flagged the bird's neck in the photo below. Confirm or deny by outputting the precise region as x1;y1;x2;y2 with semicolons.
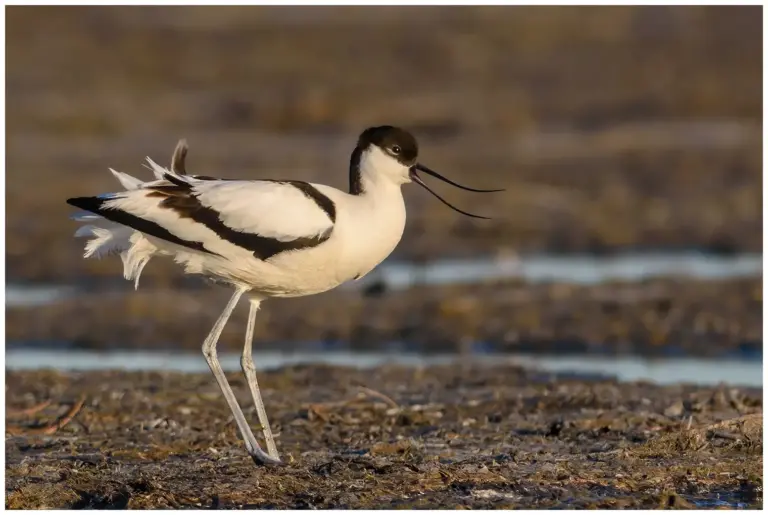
348;147;404;197
348;147;365;195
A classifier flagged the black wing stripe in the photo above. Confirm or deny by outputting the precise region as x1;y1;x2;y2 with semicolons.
154;174;337;224
283;181;336;222
165;195;329;260
149;182;332;260
162;173;189;187
66;196;216;255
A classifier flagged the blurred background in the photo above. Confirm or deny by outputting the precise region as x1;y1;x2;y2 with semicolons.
5;6;762;382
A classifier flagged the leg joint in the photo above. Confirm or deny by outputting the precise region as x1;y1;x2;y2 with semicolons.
203;345;217;361
241;353;255;372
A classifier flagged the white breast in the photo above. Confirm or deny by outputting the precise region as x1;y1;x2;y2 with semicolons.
333;184;407;282
260;182;406;296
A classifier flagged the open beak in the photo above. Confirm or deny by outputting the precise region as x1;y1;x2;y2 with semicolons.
409;163;503;219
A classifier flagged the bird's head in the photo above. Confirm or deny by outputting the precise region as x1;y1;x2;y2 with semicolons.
349;125;503;219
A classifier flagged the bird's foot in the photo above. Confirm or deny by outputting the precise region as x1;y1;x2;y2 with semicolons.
248;447;283;466
243;436;282;466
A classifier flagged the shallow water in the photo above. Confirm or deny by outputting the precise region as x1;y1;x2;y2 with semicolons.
356;251;762;290
5;284;75;307
686;492;755;509
5;349;762;387
5;251;762;307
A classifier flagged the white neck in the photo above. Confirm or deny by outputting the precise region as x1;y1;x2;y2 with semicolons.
350;146;410;196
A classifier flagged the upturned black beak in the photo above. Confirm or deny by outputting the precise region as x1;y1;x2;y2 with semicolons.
409;163;503;219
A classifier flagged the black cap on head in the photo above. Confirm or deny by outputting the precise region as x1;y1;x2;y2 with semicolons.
357;125;419;166
349;125;503;218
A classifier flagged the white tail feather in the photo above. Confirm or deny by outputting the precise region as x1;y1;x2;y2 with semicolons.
145;157;194;185
110;168;145;190
144;157;172;181
120;234;157;289
75;224;98;238
81;226;133;258
71;143;188;288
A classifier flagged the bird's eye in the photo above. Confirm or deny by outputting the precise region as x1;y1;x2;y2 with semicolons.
391;145;401;155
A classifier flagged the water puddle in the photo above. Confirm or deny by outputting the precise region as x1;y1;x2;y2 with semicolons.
5;251;762;308
506;354;761;387
5;349;761;387
689;498;750;509
355;251;762;291
686;491;759;509
5;285;75;307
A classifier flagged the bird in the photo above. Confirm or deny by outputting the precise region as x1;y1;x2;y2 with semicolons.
66;125;502;466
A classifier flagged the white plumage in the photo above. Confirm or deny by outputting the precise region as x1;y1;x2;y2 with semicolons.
73;157;405;297
66;126;500;466
194;181;334;240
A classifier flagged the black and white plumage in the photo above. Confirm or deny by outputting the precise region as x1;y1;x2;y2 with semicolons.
66;126;502;465
71;162;339;294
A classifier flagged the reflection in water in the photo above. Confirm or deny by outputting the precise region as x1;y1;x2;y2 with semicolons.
5;349;762;387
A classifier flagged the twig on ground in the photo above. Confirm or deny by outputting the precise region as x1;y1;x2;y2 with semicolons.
6;399;53;417
356;386;399;409
6;396;86;436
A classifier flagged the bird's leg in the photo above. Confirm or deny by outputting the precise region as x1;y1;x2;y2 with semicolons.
241;299;279;460
202;288;280;465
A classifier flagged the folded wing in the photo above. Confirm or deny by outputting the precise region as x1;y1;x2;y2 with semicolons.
67;161;337;261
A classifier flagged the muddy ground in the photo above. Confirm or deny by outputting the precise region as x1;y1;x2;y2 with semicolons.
6;6;762;284
8;277;761;358
5;365;762;509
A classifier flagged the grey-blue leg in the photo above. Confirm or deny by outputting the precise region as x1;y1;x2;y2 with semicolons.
242;298;280;460
201;288;280;465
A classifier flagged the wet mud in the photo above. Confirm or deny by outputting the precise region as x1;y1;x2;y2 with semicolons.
5;365;762;509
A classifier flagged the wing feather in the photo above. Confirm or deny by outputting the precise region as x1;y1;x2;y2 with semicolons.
192;180;334;242
69;166;337;261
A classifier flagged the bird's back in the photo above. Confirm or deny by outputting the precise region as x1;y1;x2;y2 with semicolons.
67;157;406;296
